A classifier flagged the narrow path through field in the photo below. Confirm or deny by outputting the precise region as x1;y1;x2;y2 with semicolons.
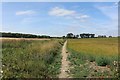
59;41;70;78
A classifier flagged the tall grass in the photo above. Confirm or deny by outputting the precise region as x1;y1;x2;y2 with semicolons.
2;39;64;78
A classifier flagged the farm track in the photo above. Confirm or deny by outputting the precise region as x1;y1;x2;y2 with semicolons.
59;41;70;78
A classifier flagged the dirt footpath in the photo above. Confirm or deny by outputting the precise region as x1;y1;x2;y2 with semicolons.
59;41;70;78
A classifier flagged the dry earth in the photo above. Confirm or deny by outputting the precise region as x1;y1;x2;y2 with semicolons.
59;41;71;78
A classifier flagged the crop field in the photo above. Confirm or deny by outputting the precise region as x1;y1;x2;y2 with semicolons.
1;37;119;78
67;38;118;78
2;39;64;78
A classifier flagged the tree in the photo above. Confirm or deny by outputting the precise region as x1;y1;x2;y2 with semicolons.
91;34;95;38
76;35;79;38
80;33;95;38
80;34;84;38
109;36;112;38
66;33;74;38
62;36;65;39
98;35;106;38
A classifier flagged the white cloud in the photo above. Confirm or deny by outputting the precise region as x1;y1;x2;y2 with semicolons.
75;15;89;19
49;7;90;22
49;7;76;16
81;15;89;18
16;10;36;15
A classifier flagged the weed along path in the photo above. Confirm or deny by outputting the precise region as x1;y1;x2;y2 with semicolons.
59;41;70;78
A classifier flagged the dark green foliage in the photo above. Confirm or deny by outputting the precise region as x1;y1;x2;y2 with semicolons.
66;33;79;39
66;33;74;38
80;33;95;38
1;32;50;38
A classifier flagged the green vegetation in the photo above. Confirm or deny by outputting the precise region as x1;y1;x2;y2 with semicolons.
2;39;64;78
1;32;50;38
67;38;118;78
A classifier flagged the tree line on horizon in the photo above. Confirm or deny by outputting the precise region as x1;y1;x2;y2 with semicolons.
64;33;95;39
0;32;50;38
64;33;112;39
0;32;113;39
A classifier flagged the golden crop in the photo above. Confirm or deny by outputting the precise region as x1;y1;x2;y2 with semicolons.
68;38;118;57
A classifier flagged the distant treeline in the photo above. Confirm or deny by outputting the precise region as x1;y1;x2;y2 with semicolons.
65;33;95;39
0;32;114;39
0;32;50;38
64;33;113;39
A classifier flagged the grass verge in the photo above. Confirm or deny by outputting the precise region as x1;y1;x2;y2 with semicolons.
2;39;64;78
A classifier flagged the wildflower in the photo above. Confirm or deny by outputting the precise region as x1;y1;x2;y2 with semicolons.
101;70;104;73
0;70;3;73
113;61;116;66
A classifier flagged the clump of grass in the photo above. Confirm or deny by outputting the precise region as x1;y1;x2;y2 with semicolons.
70;66;90;78
67;49;86;66
96;56;110;66
88;56;95;62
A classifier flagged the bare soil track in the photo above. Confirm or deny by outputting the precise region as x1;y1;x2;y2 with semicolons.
59;41;70;78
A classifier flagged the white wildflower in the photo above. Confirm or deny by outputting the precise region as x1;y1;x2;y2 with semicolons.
0;70;3;73
113;61;116;65
101;70;104;73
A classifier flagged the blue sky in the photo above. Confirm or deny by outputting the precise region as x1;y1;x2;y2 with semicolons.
2;2;118;37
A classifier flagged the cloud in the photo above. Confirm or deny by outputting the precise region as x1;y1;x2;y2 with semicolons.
16;10;36;15
49;7;76;16
75;15;89;19
49;7;90;22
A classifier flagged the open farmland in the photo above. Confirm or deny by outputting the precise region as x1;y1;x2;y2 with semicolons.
2;39;65;78
1;37;51;41
67;38;118;78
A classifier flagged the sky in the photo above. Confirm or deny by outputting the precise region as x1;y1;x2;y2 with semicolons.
1;2;118;37
1;0;119;2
